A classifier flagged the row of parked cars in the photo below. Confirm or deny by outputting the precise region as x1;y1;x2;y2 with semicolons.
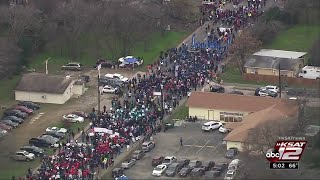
99;73;129;94
0;101;40;138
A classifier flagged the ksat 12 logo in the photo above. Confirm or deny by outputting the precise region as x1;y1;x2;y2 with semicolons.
266;141;307;162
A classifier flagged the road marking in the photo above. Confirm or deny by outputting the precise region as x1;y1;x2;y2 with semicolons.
196;140;211;155
183;143;195;155
183;144;216;148
212;141;223;152
204;37;208;41
29;112;45;124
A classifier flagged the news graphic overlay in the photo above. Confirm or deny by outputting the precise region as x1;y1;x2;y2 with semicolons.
266;140;307;170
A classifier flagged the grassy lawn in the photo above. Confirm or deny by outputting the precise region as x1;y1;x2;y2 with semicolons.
171;103;189;120
0;159;40;179
265;25;320;52
0;76;21;105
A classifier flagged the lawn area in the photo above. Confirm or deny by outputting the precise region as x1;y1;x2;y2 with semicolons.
265;25;320;52
0;158;39;180
171;103;189;120
221;66;269;85
0;75;21;105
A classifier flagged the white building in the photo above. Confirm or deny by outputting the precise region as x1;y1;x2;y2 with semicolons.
15;73;85;104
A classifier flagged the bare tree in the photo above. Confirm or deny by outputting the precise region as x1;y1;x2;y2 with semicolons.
227;30;262;74
0;37;22;78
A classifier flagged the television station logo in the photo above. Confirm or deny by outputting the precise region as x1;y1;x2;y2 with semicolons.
266;140;307;163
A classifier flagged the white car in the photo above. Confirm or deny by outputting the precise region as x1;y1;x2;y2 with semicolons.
265;85;279;93
202;121;223;131
219;126;231;133
118;56;134;63
105;73;129;82
46;127;68;134
152;164;167;177
62;114;84;123
161;156;177;166
224;170;236;180
102;85;116;93
11;150;35;161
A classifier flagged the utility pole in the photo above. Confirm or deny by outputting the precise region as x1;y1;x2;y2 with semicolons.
278;63;281;98
97;75;101;116
42;57;51;74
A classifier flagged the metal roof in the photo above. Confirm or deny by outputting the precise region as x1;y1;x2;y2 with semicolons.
253;49;307;59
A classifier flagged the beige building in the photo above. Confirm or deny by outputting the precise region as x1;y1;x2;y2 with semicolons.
187;92;298;151
244;49;306;77
15;73;85;104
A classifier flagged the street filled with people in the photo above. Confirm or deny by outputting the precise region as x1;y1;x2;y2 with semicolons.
22;0;271;179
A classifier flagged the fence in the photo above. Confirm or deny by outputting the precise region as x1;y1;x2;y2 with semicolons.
243;73;320;88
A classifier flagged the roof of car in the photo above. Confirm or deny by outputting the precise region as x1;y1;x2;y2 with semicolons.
16;150;27;153
164;156;175;159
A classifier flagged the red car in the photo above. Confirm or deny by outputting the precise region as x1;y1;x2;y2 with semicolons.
0;123;12;131
13;106;33;114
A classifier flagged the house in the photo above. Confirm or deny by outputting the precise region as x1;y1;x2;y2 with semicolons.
244;49;306;77
15;73;85;104
224;105;298;151
187;92;296;122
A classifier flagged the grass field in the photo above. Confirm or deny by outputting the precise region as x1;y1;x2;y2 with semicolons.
171;103;189;120
266;25;320;52
221;66;269;85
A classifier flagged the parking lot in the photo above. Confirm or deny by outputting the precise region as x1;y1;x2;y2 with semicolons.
124;121;233;179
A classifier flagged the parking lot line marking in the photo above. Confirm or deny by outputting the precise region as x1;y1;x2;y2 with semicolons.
212;141;223;152
196;140;211;155
182;144;216;148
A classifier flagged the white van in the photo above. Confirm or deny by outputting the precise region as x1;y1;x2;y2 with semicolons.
202;121;223;131
298;66;320;80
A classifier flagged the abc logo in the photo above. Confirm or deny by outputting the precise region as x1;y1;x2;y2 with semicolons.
265;148;280;162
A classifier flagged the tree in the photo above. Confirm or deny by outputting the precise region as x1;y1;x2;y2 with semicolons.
309;38;320;66
254;20;286;44
0;37;22;78
227;30;262;74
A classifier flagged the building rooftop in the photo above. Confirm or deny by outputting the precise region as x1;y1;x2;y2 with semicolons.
15;73;73;94
253;49;306;59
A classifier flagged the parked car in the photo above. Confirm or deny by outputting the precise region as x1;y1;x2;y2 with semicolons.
204;170;222;178
10;150;35;161
212;163;228;173
219;126;231;133
112;168;124;178
255;88;277;97
45;127;68;134
102;85;116;93
165;162;183;177
202;121;222;131
94;59;115;69
29;138;54;148
224;169;236;180
13;106;33;114
20;145;45;157
190;168;205;177
228;159;241;170
99;77;124;87
61;62;82;71
225;148;238;159
162;156;177;166
18;101;40;110
43;131;65;139
176;159;190;168
152;156;165;166
1;120;19;128
39;135;59;143
0;130;8;137
210;85;225;93
3;116;24;124
105;73;129;83
152;164;167;177
131;150;145;160
202;161;215;171
71;111;89;118
265;85;279;93
179;167;193;177
4;109;28;119
228;90;244;95
187;160;202;169
121;158;136;169
0;123;13;131
141;141;155;152
62;114;84;123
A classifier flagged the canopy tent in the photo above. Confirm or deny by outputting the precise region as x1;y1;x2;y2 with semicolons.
124;57;138;64
116;175;129;180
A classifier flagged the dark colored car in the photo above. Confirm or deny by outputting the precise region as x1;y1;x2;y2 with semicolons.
190;168;205;177
94;59;115;68
204;170;221;178
4;109;28;119
1;120;19;128
112;168;123;178
18;101;40;110
29;138;53;148
176;159;190;168
165;162;183;177
61;62;82;71
0;123;12;131
131;150;145;160
152;156;164;166
212;163;228;173
72;111;89;118
187;160;202;169
3;116;24;124
229;90;244;95
202;161;215;171
225;148;238;159
20;145;45;157
43;131;65;139
179;167;193;177
13;106;33;114
210;85;225;93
